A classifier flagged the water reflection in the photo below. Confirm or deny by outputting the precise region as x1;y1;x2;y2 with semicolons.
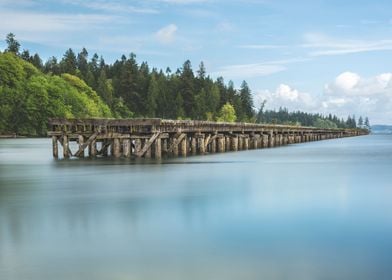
1;136;392;279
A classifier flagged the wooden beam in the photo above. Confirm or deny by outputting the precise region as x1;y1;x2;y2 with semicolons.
166;133;186;154
74;132;99;157
135;133;160;157
58;135;73;158
204;134;218;150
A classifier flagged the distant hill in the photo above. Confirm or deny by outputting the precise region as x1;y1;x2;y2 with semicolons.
371;125;392;134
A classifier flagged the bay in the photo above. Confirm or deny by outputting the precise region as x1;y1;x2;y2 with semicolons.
1;135;392;280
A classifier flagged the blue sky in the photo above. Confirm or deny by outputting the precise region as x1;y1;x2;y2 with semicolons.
1;0;392;124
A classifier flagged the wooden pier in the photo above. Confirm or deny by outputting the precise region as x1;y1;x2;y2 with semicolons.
48;118;368;159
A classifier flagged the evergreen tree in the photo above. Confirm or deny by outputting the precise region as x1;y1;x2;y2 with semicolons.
77;48;89;80
239;80;254;121
31;53;43;70
364;117;370;128
179;60;195;118
96;69;113;108
5;33;20;54
358;116;364;127
20;49;30;61
146;74;158;117
60;48;77;75
44;56;60;75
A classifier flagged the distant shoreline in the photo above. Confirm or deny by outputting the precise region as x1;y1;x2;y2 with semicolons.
0;135;27;139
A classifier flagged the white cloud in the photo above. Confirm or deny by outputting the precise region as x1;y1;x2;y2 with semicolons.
68;1;159;14
0;10;114;33
255;72;392;124
212;57;308;79
302;33;392;56
334;72;360;91
155;24;178;44
214;63;286;79
254;84;318;112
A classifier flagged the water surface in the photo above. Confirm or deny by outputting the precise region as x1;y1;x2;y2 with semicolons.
1;135;392;280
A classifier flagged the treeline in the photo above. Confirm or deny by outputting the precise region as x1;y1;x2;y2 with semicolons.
256;106;370;129
6;33;254;122
0;33;370;136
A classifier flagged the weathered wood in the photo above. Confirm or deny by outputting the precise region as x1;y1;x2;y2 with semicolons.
48;118;369;159
74;132;99;157
154;137;162;159
135;133;160;157
191;137;197;155
123;139;131;158
113;138;121;158
231;136;238;151
134;139;142;155
217;137;225;153
180;137;187;156
197;134;206;154
89;139;97;157
62;135;70;158
167;133;186;155
52;136;58;158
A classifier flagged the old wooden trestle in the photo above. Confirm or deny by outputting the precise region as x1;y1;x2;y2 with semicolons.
48;118;368;159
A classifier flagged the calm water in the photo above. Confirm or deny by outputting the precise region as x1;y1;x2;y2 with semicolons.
1;135;392;280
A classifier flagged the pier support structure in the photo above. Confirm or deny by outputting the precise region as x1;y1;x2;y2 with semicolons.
48;118;369;159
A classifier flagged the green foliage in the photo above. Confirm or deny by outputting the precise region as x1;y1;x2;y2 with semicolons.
314;118;338;129
257;106;354;129
0;52;112;136
217;103;237;122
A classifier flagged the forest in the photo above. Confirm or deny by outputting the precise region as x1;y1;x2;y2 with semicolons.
0;33;370;136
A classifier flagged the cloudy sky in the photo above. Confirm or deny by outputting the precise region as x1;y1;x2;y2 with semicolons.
1;0;392;124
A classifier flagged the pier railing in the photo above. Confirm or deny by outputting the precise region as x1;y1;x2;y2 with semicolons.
48;118;368;159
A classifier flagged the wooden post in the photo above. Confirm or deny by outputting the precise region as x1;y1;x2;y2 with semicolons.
162;139;168;156
191;136;197;155
268;130;274;147
180;137;187;157
211;138;216;153
226;136;231;151
134;139;142;155
63;135;69;158
231;136;238;151
244;137;249;150
144;139;152;158
78;135;84;157
89;139;97;157
238;136;243;150
217;137;225;153
52;136;58;158
154;137;162;159
123;139;131;158
172;137;179;157
113;138;121;158
198;135;205;154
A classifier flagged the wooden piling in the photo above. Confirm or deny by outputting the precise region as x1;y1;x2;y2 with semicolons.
113;138;121;158
123;139;131;158
63;135;69;158
154;137;162;159
180;137;187;157
52;136;58;158
89;139;97;157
